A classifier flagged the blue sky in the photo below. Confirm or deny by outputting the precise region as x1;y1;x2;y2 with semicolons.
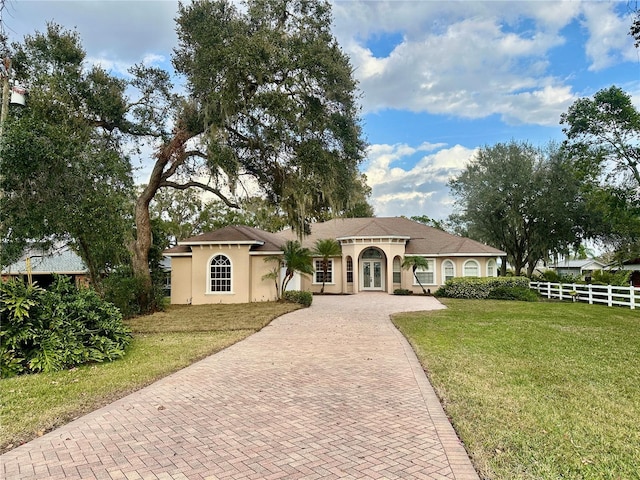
4;0;639;220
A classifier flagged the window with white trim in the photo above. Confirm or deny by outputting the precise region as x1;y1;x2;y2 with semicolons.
413;259;435;285
463;259;480;277
487;259;497;277
210;254;231;292
443;260;455;282
393;256;402;283
346;256;353;283
314;259;333;284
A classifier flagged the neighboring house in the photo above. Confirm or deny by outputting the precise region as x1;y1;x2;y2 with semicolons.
165;217;505;305
1;248;89;288
549;259;606;280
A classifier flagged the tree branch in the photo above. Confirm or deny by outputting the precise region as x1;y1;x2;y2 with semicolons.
159;180;240;208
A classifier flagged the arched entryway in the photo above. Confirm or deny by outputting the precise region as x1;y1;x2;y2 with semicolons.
359;247;386;291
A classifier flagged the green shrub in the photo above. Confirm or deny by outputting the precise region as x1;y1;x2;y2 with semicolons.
0;276;131;377
435;277;530;299
282;290;313;307
103;267;167;318
487;286;539;302
591;270;631;286
394;288;413;295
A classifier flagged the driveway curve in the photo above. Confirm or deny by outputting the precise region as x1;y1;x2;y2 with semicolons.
2;293;478;480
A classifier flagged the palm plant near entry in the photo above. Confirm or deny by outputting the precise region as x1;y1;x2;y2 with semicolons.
402;256;429;295
264;240;314;299
313;239;342;294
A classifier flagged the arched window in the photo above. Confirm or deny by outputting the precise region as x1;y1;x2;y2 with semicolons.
209;254;232;292
442;260;455;282
463;259;480;277
393;256;402;283
487;259;497;277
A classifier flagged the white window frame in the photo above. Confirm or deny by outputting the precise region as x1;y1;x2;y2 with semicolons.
346;256;353;284
313;259;334;285
442;260;455;282
412;258;436;285
463;259;480;277
487;259;497;277
393;256;402;284
207;253;233;294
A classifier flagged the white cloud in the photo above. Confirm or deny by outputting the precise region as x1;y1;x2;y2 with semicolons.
581;3;638;71
333;1;632;125
363;143;476;218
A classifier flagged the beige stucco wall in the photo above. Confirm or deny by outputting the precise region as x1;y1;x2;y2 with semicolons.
170;256;193;304
250;254;280;302
402;256;501;294
169;240;502;303
189;245;252;304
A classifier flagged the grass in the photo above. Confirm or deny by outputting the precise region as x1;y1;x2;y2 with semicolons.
392;299;640;480
0;301;300;453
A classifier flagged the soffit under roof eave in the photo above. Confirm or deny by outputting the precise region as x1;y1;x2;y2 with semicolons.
178;240;265;247
405;252;505;257
249;251;284;256
336;235;410;241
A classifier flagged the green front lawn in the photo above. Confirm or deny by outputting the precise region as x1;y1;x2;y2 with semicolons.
392;299;640;480
0;302;300;452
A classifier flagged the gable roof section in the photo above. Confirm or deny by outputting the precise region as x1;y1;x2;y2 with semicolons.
165;225;285;256
279;217;505;256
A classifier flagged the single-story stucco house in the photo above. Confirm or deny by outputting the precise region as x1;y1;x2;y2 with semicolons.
164;217;506;304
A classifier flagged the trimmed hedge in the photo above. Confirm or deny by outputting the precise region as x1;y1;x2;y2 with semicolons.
487;286;539;302
435;277;531;299
282;290;313;307
393;289;413;296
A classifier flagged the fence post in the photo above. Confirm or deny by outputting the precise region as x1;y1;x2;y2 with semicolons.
588;284;593;305
559;283;563;300
631;286;635;310
547;282;551;299
608;284;613;307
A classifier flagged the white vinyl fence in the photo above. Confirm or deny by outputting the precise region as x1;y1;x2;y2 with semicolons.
530;282;639;310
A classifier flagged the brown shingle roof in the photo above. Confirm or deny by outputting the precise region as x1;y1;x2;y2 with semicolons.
165;218;505;257
166;226;285;256
279;217;505;256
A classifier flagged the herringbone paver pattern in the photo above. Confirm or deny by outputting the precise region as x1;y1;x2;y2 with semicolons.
1;293;479;479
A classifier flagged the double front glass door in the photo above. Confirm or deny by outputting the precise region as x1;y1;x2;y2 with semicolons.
362;260;383;290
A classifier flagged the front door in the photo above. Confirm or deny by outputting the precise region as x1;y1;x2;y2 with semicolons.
361;260;383;290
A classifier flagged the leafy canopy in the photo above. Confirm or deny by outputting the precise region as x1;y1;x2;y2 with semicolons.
449;141;587;276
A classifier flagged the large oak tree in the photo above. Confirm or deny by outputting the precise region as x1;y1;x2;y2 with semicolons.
131;0;368;296
3;0;368;310
561;86;640;262
449;141;588;276
0;25;134;289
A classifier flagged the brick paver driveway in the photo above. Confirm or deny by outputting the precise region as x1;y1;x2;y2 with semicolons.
2;293;479;480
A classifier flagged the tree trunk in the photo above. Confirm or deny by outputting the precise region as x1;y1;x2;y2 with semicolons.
412;267;427;295
131;190;154;291
76;236;103;294
129;127;194;307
